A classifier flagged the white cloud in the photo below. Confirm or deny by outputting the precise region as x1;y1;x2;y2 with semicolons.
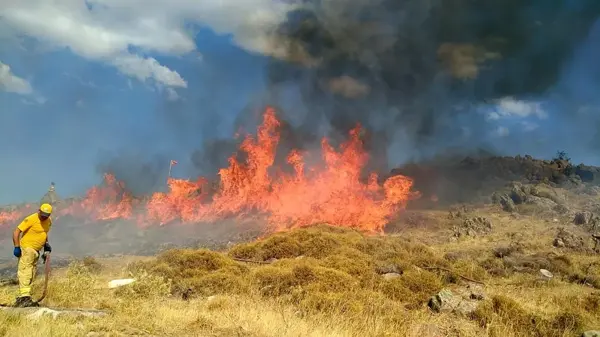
112;54;186;87
0;0;297;89
0;61;32;94
165;87;180;101
486;97;547;121
520;121;539;132
492;126;510;137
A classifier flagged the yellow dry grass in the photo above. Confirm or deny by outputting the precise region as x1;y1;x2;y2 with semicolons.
0;209;598;337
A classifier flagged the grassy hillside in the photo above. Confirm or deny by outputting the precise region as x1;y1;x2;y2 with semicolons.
1;200;599;337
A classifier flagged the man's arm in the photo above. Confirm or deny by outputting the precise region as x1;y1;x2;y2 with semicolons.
13;217;32;258
12;228;22;247
12;228;22;258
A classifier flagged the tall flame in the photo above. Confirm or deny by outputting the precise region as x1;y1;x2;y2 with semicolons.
0;107;419;234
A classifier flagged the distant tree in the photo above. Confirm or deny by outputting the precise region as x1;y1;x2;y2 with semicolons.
554;151;571;162
554;151;574;176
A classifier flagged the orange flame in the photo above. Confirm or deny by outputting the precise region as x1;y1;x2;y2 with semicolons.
0;107;419;234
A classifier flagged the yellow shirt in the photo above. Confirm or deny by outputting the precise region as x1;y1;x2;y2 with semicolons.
17;213;52;251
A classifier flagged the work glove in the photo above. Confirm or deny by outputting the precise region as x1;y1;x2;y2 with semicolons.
13;247;21;258
42;243;51;263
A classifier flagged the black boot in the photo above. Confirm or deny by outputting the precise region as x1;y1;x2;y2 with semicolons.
14;296;38;308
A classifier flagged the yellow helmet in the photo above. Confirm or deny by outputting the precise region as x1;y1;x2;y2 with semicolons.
39;203;53;216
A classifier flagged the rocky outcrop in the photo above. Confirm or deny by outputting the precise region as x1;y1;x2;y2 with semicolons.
553;228;589;251
0;306;108;320
492;192;516;212
453;217;492;238
390;154;597;207
428;284;485;316
574;212;600;234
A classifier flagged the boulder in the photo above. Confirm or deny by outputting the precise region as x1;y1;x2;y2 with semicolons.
427;286;483;316
493;192;516;212
573;212;600;233
553;228;588;251
382;273;402;280
574;212;594;226
453;217;492;238
582;331;600;337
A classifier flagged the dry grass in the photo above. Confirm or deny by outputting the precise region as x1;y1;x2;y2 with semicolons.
0;212;599;336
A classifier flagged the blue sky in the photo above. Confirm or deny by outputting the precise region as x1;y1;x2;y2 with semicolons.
1;1;599;205
0;0;280;204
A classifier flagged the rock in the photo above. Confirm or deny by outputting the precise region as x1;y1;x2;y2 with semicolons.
453;217;492;238
584;186;600;196
448;205;473;219
539;269;553;280
266;258;278;263
494;193;516;212
428;289;454;313
465;283;486;300
553;204;570;214
525;195;557;211
553;237;565;248
382;272;402;280
427;289;478;316
108;278;136;289
574;212;594;226
376;264;402;274
553;228;588;251
493;244;522;258
0;306;108;320
582;331;600;337
573;212;600;233
509;184;529;204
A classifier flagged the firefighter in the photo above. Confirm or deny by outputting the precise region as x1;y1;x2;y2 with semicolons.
12;203;53;307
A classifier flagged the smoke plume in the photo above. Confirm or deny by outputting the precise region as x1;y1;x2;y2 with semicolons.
254;0;600;166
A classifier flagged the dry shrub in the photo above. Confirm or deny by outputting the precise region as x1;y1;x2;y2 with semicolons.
379;269;443;306
228;225;365;261
46;261;98;307
190;271;249;296
252;266;297;297
472;295;585;337
569;272;600;289
479;257;509;277
114;270;171;299
501;252;574;276
129;226;472;318
227;242;260;260
450;259;489;282
130;248;248;297
252;260;358;298
296;291;365;315
320;246;375;281
493;245;522;258
583;292;600;315
81;256;103;273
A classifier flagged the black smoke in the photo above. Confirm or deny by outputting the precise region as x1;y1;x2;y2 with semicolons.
104;0;600;190
255;0;600;169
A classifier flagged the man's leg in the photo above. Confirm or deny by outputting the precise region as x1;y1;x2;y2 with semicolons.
16;247;39;306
